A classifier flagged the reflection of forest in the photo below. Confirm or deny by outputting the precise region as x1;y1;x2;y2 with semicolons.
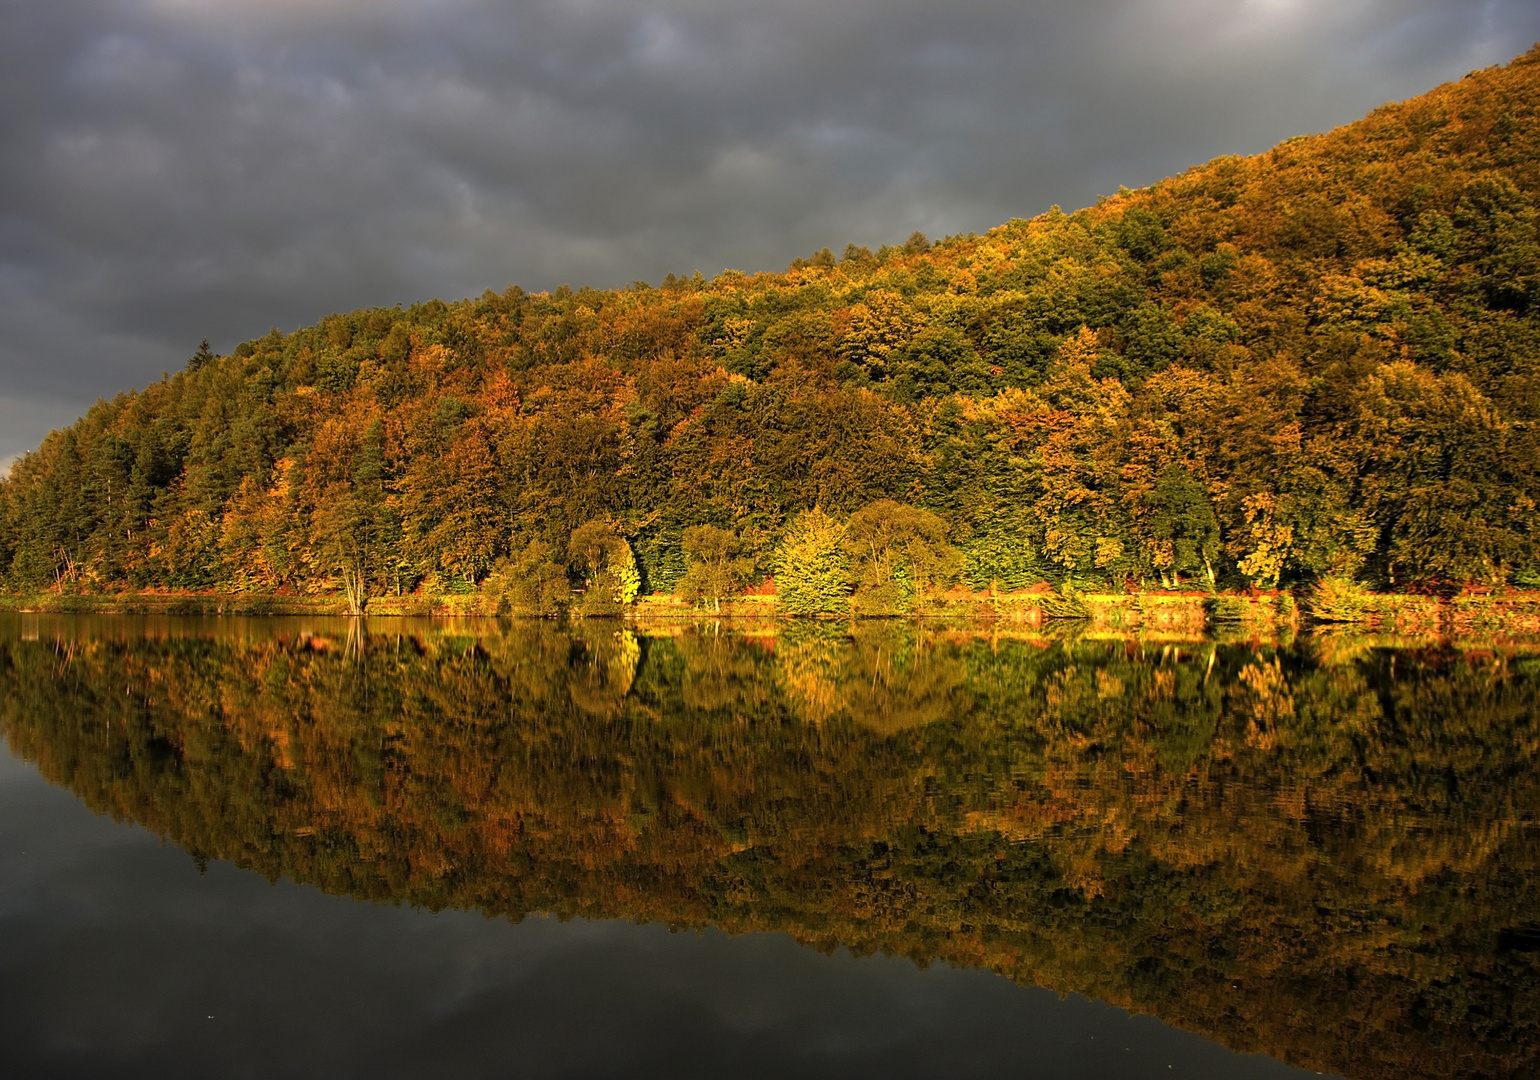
2;616;1537;1080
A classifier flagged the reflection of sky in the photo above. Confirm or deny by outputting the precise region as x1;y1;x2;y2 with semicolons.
0;742;1320;1079
1;0;1539;460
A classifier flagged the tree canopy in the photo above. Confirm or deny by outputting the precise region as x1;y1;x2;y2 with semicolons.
4;48;1540;604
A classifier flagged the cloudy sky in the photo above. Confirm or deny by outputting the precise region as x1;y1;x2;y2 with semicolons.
2;0;1538;465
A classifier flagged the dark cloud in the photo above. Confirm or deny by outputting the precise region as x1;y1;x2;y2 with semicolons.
2;0;1538;460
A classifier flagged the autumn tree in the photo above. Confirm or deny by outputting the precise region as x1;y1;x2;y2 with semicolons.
484;538;571;616
678;525;754;612
311;421;393;614
569;519;640;615
843;500;961;614
4;49;1540;601
774;508;850;615
1141;465;1220;588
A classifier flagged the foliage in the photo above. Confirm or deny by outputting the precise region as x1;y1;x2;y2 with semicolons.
678;525;755;611
774;508;850;615
843;499;962;613
4;50;1540;601
1038;581;1090;619
484;539;571;616
1142;464;1219;588
569;520;640;615
1234;492;1292;590
1308;575;1372;623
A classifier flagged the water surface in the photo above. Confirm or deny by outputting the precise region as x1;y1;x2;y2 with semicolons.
2;614;1537;1078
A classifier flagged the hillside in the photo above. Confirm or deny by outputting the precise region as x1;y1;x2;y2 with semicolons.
3;47;1539;610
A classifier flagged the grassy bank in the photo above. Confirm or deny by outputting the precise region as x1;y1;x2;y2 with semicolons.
7;585;1540;637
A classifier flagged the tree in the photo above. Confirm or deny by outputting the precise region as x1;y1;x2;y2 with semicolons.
406;422;503;588
774;508;850;615
311;422;392;614
6;50;1540;602
1234;492;1292;591
485;539;571;616
188;339;216;372
843;500;961;614
313;487;376;615
1141;465;1220;588
678;525;753;612
569;520;640;615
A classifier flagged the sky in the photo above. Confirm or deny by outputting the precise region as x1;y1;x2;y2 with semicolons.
2;0;1538;468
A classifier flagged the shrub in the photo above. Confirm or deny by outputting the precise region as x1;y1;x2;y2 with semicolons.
1308;576;1371;623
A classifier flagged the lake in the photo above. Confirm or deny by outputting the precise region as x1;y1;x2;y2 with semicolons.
1;614;1536;1078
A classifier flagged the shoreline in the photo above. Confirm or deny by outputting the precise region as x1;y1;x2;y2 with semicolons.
4;587;1540;641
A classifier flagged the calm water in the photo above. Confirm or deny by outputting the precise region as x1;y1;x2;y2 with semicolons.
1;615;1537;1079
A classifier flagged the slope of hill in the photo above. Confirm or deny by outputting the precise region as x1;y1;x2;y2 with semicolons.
3;47;1538;609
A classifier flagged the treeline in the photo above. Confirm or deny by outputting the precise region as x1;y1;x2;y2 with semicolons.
2;621;1537;1079
3;48;1540;607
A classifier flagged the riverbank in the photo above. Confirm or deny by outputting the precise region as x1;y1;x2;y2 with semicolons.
5;586;1540;636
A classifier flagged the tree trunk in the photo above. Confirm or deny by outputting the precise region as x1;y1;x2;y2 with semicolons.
341;564;367;616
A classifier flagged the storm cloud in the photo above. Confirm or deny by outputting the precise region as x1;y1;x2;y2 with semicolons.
2;0;1538;462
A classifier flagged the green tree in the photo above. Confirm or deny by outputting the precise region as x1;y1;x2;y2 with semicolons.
485;538;571;616
570;520;640;615
843;500;962;614
678;525;753;612
188;338;216;372
1141;465;1220;588
311;422;392;614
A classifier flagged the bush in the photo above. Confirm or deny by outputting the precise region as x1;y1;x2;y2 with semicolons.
485;541;571;616
1039;583;1089;619
1308;576;1371;623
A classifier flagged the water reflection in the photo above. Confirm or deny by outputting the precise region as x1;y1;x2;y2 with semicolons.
1;615;1537;1079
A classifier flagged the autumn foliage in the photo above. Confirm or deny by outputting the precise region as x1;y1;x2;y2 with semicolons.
4;49;1540;605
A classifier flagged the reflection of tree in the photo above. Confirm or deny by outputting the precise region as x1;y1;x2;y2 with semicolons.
841;622;967;734
672;632;776;714
769;622;971;731
566;627;639;716
2;621;1539;1080
773;622;847;725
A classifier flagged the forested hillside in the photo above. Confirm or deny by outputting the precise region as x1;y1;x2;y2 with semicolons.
3;47;1539;610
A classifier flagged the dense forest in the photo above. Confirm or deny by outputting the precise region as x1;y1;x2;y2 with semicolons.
3;48;1539;611
2;619;1536;1079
